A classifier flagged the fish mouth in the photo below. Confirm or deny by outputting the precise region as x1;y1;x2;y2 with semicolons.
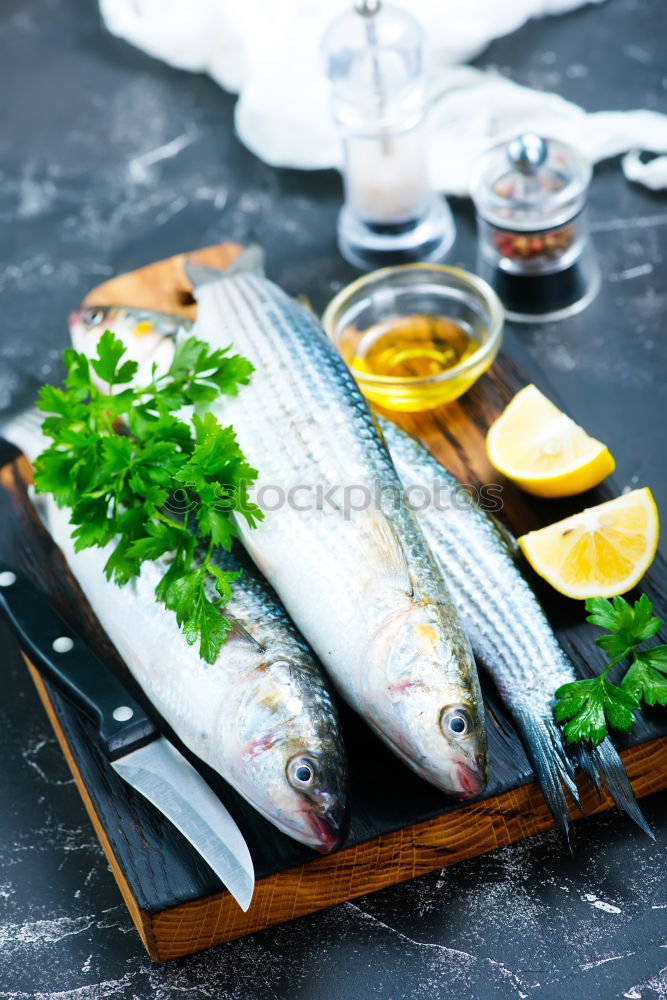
304;810;346;854
371;723;486;800
450;761;486;800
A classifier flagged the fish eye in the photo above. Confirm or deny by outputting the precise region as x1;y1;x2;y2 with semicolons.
83;307;105;327
287;755;317;789
440;707;472;740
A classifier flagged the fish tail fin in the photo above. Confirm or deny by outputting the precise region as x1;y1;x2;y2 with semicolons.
185;245;265;289
574;737;654;839
1;407;46;465
512;708;581;843
514;703;653;840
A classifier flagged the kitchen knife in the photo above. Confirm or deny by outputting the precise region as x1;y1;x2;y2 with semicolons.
0;563;254;911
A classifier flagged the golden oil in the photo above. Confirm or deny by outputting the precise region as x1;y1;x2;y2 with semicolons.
349;315;476;379
339;314;488;412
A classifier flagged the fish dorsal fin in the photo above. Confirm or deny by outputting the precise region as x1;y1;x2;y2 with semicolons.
184;261;225;290
357;509;413;597
226;244;265;277
185;245;265;290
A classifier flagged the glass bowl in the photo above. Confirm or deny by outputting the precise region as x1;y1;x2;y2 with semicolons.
322;264;504;412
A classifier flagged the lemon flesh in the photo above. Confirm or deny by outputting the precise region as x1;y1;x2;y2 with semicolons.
518;488;659;599
486;384;615;498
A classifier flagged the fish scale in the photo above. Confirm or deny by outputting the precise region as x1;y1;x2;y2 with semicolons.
222;276;460;600
227;280;377;486
188;265;487;799
379;415;651;837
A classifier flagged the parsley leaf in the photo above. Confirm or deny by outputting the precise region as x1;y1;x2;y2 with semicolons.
554;595;666;745
622;655;667;707
587;594;661;661
34;329;258;663
555;676;639;746
89;330;139;388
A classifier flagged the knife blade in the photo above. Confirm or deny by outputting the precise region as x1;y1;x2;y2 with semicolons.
0;563;254;911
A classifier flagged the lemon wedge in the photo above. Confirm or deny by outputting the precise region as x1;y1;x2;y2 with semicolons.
486;384;615;497
518;488;659;599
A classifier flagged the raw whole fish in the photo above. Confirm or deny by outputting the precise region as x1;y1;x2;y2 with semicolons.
4;414;349;854
378;416;650;837
186;259;488;799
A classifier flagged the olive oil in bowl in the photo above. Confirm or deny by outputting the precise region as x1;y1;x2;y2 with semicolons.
351;314;476;377
323;265;504;412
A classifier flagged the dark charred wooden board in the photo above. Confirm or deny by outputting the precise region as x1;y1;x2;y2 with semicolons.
1;244;666;962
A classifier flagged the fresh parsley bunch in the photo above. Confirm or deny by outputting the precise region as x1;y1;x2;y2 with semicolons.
35;330;262;663
554;594;667;745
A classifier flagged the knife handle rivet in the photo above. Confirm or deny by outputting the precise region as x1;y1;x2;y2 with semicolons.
113;705;134;722
52;636;74;653
0;572;16;587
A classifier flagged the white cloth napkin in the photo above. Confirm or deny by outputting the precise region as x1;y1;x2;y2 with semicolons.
99;0;667;193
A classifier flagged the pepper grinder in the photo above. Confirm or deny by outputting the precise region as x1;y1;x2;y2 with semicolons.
471;134;600;323
322;0;455;270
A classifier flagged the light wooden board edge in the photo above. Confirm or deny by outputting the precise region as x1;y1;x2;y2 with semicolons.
81;243;244;318
24;655;667;962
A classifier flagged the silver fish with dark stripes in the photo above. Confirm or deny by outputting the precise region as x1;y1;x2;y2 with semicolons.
378;416;651;838
5;411;349;853
186;256;488;800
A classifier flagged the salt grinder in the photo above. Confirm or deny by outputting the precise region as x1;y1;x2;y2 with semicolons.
471;134;599;322
322;0;455;269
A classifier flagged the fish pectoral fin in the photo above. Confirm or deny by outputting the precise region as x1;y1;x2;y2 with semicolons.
371;412;386;444
225;612;265;652
488;512;521;560
358;510;413;597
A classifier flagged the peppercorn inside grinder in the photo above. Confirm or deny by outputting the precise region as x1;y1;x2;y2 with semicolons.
470;134;600;323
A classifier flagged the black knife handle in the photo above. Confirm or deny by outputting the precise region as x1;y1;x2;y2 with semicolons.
0;564;159;760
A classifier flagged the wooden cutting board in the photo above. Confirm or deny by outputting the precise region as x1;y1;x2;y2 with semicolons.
2;243;666;962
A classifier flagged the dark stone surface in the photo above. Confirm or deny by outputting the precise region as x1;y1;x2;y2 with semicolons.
0;0;665;997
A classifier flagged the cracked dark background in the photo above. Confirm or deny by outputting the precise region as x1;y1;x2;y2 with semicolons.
1;0;666;997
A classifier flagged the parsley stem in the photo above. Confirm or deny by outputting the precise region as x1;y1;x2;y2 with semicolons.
605;647;634;671
155;509;189;533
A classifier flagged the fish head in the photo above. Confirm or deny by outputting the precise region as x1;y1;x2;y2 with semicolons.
68;305;180;387
366;598;488;799
232;653;348;854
